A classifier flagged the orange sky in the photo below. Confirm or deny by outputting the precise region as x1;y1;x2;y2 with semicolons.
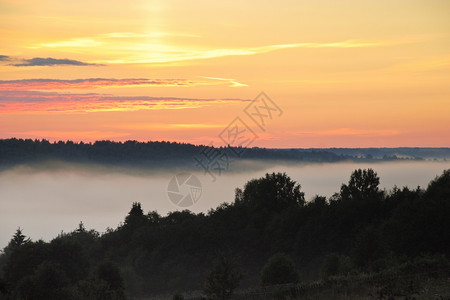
0;0;449;147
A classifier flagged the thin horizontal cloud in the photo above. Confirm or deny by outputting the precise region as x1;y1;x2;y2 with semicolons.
0;78;192;90
100;32;200;39
109;123;225;130
0;90;249;113
201;76;248;87
0;77;246;90
0;55;10;61
17;131;129;140
295;128;400;137
28;39;101;49
29;32;199;48
28;31;403;65
11;57;99;67
98;39;398;64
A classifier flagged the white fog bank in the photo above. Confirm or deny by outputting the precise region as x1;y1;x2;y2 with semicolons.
1;160;449;249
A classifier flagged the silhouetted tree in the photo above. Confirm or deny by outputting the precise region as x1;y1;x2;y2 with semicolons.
124;202;145;228
260;253;299;286
351;226;388;270
340;168;381;201
3;228;30;255
97;262;125;291
48;238;89;283
79;262;126;300
238;172;305;213
3;240;48;285
0;277;7;295
320;253;340;280
76;221;86;233
0;168;449;298
15;261;72;300
172;292;185;300
204;251;242;299
426;169;450;198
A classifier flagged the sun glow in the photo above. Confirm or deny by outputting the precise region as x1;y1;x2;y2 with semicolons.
0;0;449;146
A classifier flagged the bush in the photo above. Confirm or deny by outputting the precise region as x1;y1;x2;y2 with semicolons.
173;291;184;300
320;254;353;280
204;251;242;300
261;253;299;286
320;254;340;280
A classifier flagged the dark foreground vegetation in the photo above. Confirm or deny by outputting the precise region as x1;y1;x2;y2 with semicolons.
0;168;449;299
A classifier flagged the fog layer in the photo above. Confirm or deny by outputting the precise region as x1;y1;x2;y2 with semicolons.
1;160;448;248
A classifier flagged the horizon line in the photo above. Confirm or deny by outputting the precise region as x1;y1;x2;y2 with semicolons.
1;137;449;150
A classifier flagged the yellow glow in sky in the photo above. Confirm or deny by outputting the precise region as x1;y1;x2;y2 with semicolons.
0;0;449;147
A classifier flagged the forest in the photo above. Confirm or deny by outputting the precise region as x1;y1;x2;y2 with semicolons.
0;138;340;168
0;167;449;299
2;139;446;171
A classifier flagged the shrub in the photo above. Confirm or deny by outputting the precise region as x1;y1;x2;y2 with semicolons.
261;253;299;286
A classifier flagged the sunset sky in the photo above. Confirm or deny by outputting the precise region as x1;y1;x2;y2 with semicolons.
1;0;449;147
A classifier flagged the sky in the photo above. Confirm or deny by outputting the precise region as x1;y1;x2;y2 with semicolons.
0;0;449;147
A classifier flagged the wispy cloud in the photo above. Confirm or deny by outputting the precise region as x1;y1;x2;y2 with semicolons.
16;130;129;140
0;77;246;90
100;32;200;39
294;128;400;137
98;40;389;64
11;57;99;67
0;56;100;67
27;31;400;65
0;90;249;113
28;39;101;49
201;76;248;87
29;32;199;49
0;76;248;113
109;123;225;130
0;78;192;90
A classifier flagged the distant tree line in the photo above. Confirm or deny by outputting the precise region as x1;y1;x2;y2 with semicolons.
1;138;434;171
0;169;449;299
